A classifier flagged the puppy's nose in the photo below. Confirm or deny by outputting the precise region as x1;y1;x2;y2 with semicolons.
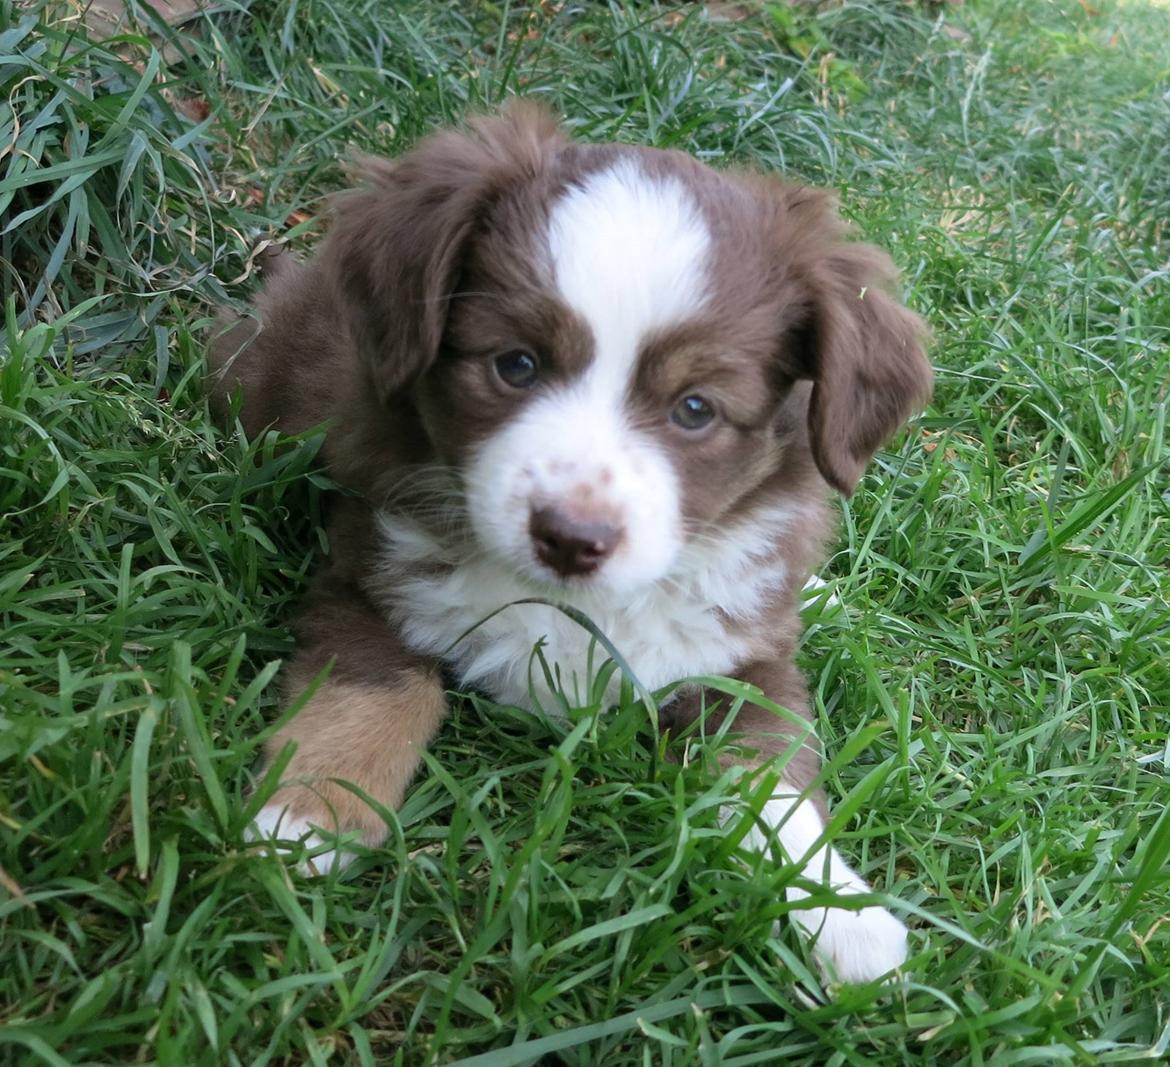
529;507;621;577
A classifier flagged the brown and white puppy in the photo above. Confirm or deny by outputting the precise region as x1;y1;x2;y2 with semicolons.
209;102;932;984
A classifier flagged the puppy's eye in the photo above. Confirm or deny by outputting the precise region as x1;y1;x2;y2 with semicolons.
671;394;716;431
494;350;540;389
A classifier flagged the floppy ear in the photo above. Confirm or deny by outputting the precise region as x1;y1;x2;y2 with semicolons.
321;100;566;402
781;190;933;495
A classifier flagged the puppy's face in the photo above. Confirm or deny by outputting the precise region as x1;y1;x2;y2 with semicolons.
326;106;931;594
424;158;799;593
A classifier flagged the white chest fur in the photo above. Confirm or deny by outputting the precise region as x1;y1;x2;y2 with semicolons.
371;503;806;711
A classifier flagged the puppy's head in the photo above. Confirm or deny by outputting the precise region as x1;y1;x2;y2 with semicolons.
325;103;931;594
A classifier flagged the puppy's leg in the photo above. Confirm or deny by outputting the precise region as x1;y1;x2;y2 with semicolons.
671;658;908;983
251;583;446;874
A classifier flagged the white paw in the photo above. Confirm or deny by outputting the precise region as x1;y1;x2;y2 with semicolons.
735;791;909;984
801;574;840;611
790;897;909;984
246;803;356;876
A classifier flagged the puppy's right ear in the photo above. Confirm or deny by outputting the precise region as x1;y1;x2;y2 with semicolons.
323;101;565;401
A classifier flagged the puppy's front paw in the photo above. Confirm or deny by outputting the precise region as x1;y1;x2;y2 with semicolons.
246;799;361;876
243;671;445;874
790;898;909;984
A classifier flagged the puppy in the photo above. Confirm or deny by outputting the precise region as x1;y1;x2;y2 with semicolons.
209;102;932;985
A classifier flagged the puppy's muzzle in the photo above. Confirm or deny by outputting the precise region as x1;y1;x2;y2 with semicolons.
529;506;622;578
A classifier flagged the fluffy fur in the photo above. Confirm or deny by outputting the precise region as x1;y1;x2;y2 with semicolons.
209;102;932;985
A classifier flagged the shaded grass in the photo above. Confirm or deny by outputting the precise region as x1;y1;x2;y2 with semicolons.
2;0;1169;1063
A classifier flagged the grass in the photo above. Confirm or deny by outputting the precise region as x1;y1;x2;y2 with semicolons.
2;0;1169;1062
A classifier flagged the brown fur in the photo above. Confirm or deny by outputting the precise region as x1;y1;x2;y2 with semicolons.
255;498;447;841
267;674;445;848
208;101;931;848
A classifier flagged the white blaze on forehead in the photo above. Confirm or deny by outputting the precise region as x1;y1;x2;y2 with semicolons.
545;157;711;389
463;158;713;595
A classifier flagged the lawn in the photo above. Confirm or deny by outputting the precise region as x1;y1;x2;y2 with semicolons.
2;0;1169;1063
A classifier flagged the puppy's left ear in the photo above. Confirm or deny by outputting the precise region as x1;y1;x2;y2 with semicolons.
782;190;933;495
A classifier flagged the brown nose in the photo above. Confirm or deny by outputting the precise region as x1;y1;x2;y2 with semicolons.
529;507;621;578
